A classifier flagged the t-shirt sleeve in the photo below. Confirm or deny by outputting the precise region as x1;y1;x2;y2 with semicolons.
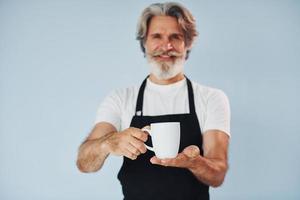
94;90;123;131
204;89;231;137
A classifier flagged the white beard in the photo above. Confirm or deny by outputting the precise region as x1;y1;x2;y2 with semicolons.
147;56;185;80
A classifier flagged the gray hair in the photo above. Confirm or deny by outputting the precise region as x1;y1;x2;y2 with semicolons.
136;2;198;59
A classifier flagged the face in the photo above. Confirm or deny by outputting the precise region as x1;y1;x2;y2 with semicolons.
144;16;188;80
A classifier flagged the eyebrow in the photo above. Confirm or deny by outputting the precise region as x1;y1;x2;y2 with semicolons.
149;33;184;37
170;33;184;38
150;33;161;37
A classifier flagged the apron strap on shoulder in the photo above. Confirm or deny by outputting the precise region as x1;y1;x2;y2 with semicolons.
135;76;148;116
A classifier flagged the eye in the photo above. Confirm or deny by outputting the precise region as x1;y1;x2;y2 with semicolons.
151;34;161;39
170;34;183;41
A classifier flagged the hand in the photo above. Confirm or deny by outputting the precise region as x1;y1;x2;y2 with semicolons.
150;145;200;168
105;127;148;160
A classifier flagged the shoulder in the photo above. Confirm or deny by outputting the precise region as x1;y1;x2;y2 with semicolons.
104;85;139;106
191;80;231;136
191;81;229;104
106;83;139;98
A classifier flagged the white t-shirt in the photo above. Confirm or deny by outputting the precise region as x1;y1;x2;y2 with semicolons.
95;78;231;136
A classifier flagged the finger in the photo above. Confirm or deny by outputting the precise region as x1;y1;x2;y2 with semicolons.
150;156;175;167
160;154;187;167
130;128;148;142
123;148;138;160
150;156;164;165
183;145;200;158
160;158;176;166
142;125;150;130
126;143;141;156
129;137;147;154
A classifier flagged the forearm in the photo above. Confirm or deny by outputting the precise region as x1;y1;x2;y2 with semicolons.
188;156;228;187
77;132;113;173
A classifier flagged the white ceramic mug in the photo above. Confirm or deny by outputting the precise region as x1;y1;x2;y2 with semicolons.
142;122;180;159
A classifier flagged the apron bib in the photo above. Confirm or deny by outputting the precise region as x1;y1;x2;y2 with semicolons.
118;77;209;200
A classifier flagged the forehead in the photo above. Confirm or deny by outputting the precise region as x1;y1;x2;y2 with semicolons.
147;15;182;34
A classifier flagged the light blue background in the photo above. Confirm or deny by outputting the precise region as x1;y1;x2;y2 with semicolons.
1;0;299;199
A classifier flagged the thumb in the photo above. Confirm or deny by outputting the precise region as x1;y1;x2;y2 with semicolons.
183;145;200;158
142;125;150;130
141;125;150;135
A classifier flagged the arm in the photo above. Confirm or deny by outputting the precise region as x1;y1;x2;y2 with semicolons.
189;130;229;187
77;122;148;173
76;122;116;173
150;130;229;187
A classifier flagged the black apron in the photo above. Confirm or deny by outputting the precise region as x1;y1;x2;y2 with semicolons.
117;77;209;200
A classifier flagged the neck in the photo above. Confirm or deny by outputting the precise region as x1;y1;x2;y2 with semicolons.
149;73;185;85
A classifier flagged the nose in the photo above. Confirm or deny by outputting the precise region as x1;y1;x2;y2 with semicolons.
161;40;173;51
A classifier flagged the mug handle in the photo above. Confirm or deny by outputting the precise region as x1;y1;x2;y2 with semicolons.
141;127;154;152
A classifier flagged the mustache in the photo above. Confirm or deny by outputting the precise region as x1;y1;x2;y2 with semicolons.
149;50;183;58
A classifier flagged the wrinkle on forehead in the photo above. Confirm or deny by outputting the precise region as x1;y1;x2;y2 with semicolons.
147;16;183;36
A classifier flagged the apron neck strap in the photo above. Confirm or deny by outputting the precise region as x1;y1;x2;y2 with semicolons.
135;76;148;116
135;75;196;116
186;76;196;115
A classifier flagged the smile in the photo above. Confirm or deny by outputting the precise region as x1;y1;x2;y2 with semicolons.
154;55;175;61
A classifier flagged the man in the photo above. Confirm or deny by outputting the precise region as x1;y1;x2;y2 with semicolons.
77;2;230;200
